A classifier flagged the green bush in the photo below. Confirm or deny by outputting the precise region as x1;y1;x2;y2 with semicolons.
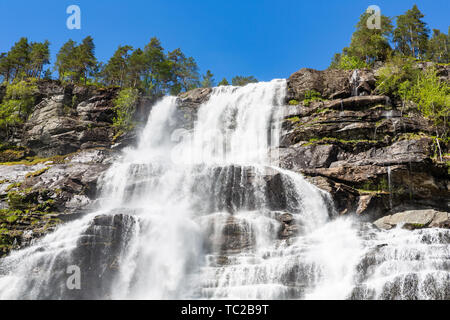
0;80;37;129
303;90;324;106
375;56;419;97
113;88;139;131
333;55;368;70
408;68;449;127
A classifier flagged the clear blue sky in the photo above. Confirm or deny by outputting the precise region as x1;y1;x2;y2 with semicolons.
0;0;448;81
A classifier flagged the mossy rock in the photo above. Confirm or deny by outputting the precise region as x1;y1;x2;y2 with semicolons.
0;149;27;163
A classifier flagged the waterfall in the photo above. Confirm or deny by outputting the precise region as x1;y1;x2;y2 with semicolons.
0;80;448;300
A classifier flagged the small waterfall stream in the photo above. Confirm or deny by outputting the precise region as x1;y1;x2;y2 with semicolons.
0;80;448;300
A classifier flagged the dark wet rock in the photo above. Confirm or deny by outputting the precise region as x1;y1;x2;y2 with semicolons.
69;213;138;299
15;213;138;299
175;88;212;129
286;68;377;102
0;149;118;257
279;144;338;171
279;80;449;222
219;216;255;253
188;165;298;214
286;68;351;101
22;88;117;157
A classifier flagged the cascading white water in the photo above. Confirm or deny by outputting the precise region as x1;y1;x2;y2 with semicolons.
0;80;448;300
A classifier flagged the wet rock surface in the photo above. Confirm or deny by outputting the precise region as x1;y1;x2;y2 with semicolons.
279;68;449;220
0;149;118;257
374;209;450;230
1;67;449;261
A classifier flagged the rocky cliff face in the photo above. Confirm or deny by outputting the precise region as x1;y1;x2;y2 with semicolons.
174;67;450;225
280;67;449;222
0;81;146;257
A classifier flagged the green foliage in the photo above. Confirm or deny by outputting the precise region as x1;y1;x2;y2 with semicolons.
346;11;393;64
427;29;450;64
25;167;50;179
201;70;215;88
167;49;200;94
378;58;449;132
5;182;22;192
287;116;300;122
218;78;230;86
0;80;37;131
2;35;203;93
330;5;449;68
102;45;132;87
289;99;299;106
0;37;50;83
231;76;258;86
393;5;430;59
101;40;201;96
330;54;368;70
360;178;390;193
55;37;97;84
113;88;139;131
303;90;324;106
375;56;419;97
408;68;449;127
0;154;68;166
7;190;36;210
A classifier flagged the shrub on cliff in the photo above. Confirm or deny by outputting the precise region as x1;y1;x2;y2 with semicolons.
409;68;449;129
377;58;449;135
329;54;368;70
0;80;37;135
112;88;139;131
375;56;419;97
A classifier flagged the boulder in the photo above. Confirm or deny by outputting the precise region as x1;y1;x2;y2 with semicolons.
279;143;338;170
286;68;377;102
374;209;450;230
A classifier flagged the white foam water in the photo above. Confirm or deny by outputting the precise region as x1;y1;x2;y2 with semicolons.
0;80;448;300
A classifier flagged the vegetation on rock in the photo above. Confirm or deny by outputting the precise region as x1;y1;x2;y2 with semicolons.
112;88;140;131
0;80;37;136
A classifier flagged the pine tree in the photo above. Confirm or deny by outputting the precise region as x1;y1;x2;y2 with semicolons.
55;39;77;82
55;37;97;84
8;37;31;81
103;45;133;87
218;78;229;86
0;53;13;83
201;70;215;88
427;29;449;63
346;11;393;64
329;53;342;69
126;48;145;89
42;69;52;80
393;5;430;59
232;76;258;86
29;41;50;79
76;36;97;84
142;37;167;94
167;49;200;94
